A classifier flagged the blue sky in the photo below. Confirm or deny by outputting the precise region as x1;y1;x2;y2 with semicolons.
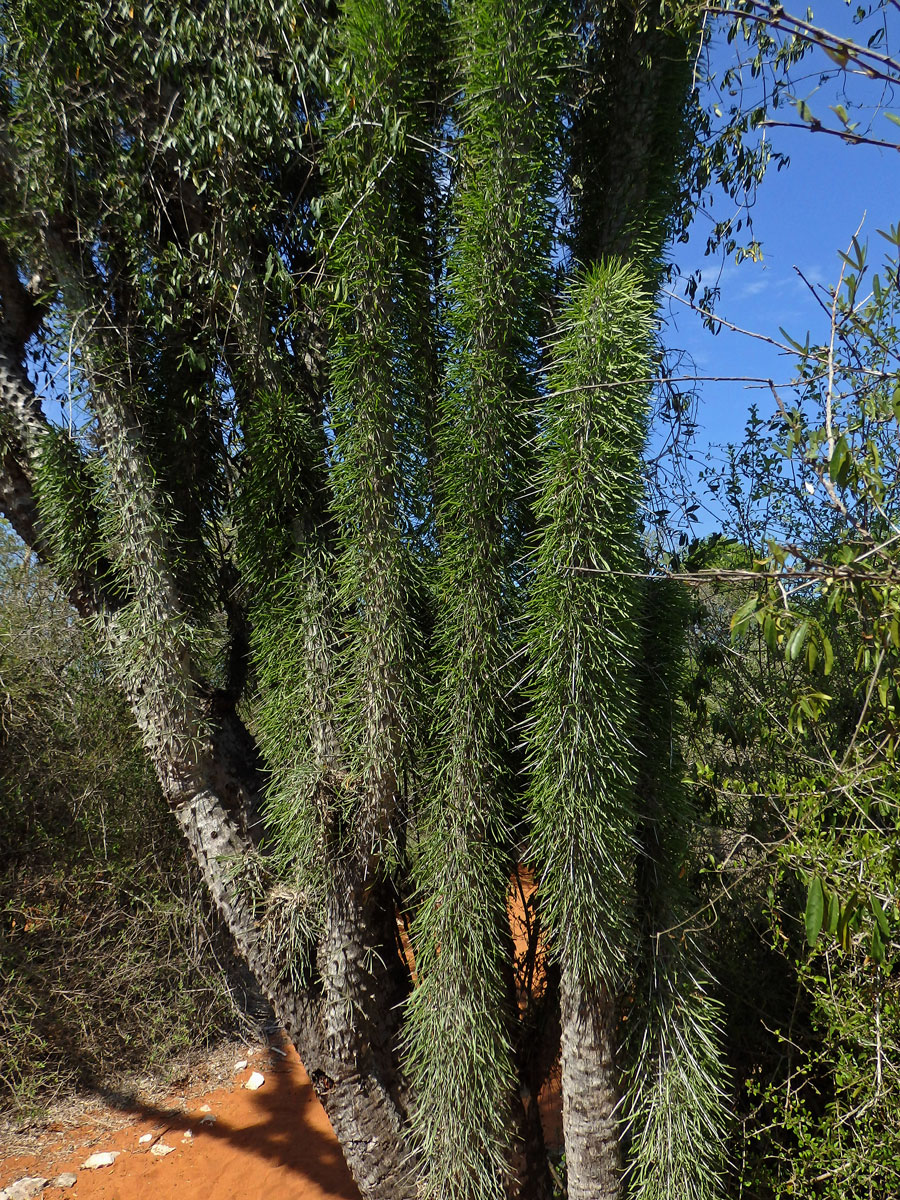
658;1;900;529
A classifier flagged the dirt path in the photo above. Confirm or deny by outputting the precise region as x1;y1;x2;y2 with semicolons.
3;873;563;1200
1;1042;359;1200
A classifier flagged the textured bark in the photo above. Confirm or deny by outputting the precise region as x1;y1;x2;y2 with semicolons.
0;238;46;353
0;446;42;549
0;329;48;454
560;968;622;1200
169;729;419;1200
570;4;691;264
317;882;417;1197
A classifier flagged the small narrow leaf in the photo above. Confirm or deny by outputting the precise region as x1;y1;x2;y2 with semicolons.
871;895;890;939
731;595;759;636
822;636;835;676
779;327;810;354
872;922;885;964
787;620;809;661
762;613;778;651
829;436;849;483
839;912;853;952
837;894;859;952
805;877;824;947
825;890;840;934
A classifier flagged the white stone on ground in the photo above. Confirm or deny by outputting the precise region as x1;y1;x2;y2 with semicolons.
244;1071;265;1090
2;1179;48;1200
81;1152;119;1170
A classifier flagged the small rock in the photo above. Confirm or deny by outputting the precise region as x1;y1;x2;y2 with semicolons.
138;1134;153;1144
81;1152;120;1170
233;1059;248;1072
150;1143;175;1157
198;1104;212;1113
244;1071;265;1090
199;1114;216;1125
4;1179;48;1200
50;1176;77;1190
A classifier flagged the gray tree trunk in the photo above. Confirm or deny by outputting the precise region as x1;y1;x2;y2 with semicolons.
560;967;622;1200
167;723;420;1200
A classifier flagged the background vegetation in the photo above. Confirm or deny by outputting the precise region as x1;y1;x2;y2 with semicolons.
0;523;257;1116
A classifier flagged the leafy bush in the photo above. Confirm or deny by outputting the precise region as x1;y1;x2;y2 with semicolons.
0;523;255;1114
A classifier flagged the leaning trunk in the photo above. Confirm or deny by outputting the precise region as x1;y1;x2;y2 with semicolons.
0;327;417;1200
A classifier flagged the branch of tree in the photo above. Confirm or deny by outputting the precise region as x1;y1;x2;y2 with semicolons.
0;237;47;353
761;119;900;154
708;1;900;86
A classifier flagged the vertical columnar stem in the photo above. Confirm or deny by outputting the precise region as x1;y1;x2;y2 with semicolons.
560;971;622;1200
326;0;441;863
622;581;729;1200
404;1;562;1196
527;261;657;1200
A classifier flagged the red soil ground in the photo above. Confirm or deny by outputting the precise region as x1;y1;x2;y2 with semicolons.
1;1042;359;1200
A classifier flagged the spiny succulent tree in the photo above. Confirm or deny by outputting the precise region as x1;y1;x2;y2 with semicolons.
0;0;742;1197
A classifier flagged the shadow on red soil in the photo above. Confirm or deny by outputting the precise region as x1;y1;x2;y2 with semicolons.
1;1041;359;1200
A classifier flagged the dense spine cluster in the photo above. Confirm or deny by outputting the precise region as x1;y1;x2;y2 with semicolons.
526;261;654;1199
324;0;441;870
403;2;562;1195
624;581;729;1200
